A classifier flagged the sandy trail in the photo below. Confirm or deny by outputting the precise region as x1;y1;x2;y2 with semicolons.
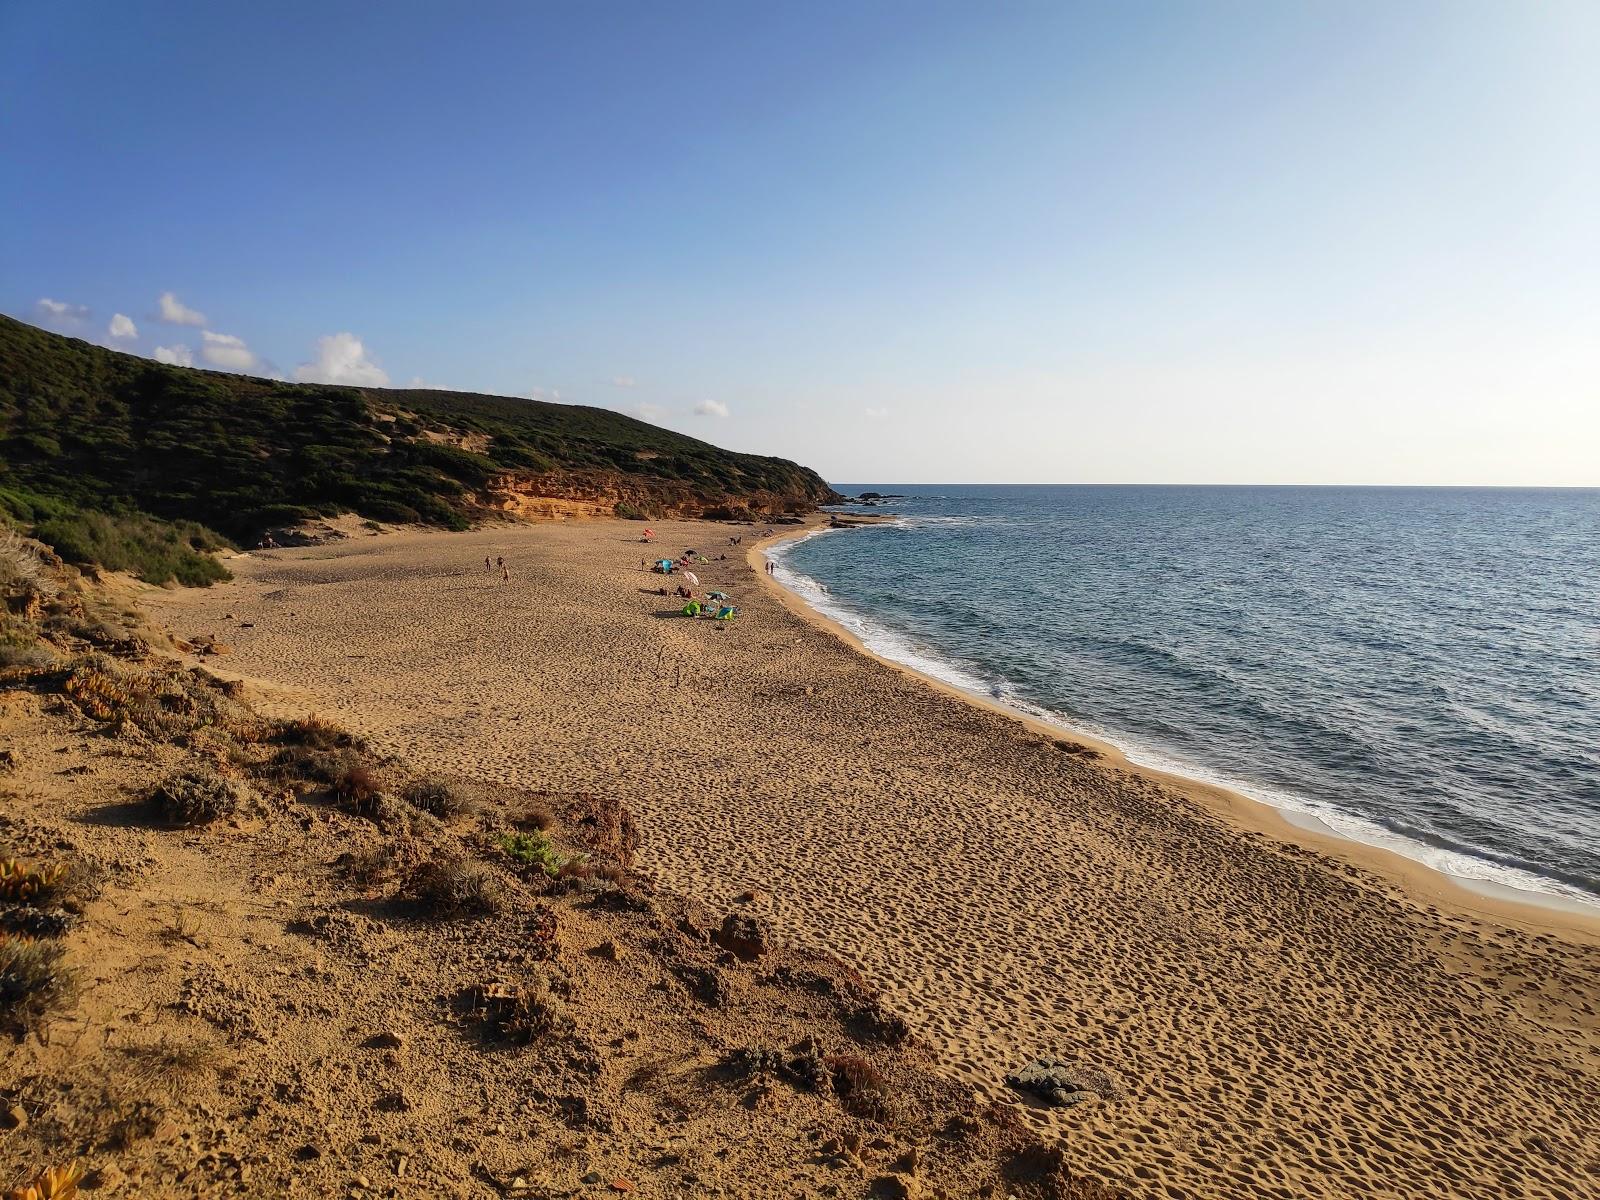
147;519;1600;1200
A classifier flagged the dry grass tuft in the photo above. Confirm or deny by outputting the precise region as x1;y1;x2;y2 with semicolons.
116;1035;221;1097
826;1054;895;1123
0;933;74;1034
273;715;362;751
470;974;572;1043
402;776;469;819
342;841;413;889
148;769;248;827
405;854;502;917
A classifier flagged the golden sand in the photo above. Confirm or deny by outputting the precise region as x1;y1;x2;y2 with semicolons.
147;518;1600;1200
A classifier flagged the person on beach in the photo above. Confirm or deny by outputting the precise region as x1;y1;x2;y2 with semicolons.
496;556;504;570
501;564;510;583
484;556;491;571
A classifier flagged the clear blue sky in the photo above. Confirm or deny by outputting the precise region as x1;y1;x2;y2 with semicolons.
4;1;1596;485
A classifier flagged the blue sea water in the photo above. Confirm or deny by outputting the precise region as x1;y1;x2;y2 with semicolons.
774;486;1600;907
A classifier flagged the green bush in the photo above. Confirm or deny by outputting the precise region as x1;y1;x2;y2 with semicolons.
34;509;231;586
496;830;565;877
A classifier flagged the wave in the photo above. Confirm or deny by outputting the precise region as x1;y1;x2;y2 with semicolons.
767;532;1600;913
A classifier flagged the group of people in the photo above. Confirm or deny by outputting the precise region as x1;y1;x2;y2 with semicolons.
484;555;510;582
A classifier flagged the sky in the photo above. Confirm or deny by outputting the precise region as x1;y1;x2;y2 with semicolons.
3;1;1596;486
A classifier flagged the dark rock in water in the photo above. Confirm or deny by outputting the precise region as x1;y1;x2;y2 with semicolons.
714;912;772;961
1005;1056;1125;1107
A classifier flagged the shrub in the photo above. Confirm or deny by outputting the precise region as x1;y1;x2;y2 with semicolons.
148;769;247;826
273;715;361;751
270;744;364;789
332;764;378;806
34;509;231;587
342;842;410;889
0;934;73;1034
405;855;501;917
402;777;468;819
471;974;571;1043
0;529;43;595
496;831;564;877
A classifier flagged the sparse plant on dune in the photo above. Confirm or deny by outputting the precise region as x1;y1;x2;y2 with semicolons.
469;973;571;1044
402;776;468;819
116;1035;221;1097
826;1054;895;1122
0;529;44;597
342;840;414;888
405;854;502;917
273;715;362;752
0;933;73;1034
496;831;566;877
4;1161;84;1200
0;860;70;906
147;769;248;827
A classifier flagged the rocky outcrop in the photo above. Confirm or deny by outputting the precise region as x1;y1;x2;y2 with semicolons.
485;469;844;524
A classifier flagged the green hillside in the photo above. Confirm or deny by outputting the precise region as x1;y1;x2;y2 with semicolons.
0;315;838;584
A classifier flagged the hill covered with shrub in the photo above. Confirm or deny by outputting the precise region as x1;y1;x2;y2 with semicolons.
0;315;839;584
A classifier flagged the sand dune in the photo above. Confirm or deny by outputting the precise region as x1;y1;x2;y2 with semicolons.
148;519;1600;1200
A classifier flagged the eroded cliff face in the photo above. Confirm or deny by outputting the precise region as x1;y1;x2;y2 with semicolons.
484;469;843;523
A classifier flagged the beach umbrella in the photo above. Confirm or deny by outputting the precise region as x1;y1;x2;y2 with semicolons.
682;571;699;586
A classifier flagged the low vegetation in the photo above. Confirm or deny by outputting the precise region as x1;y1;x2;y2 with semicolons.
0;313;837;584
4;1162;85;1200
402;777;468;819
146;769;247;827
470;974;572;1044
495;830;566;877
0;933;72;1035
405;853;502;917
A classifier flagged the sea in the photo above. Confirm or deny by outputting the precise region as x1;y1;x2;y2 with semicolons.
772;485;1600;910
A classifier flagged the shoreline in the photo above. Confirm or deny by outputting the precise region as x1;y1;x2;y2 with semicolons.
750;518;1600;943
142;516;1600;1200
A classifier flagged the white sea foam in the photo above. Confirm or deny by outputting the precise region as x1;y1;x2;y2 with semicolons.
768;529;1600;914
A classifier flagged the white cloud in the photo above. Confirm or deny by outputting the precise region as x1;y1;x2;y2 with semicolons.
864;406;890;419
157;291;207;327
153;344;194;367
529;385;562;401
37;297;87;318
693;399;730;418
35;297;88;327
293;332;389;386
200;330;260;372
610;375;637;388
108;313;138;340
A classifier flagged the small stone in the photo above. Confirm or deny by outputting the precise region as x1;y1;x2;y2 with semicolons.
353;1175;371;1190
590;940;624;962
610;1181;636;1193
581;1171;603;1185
2;1104;27;1130
362;1031;403;1050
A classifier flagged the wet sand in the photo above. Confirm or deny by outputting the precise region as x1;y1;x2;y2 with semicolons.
147;518;1600;1200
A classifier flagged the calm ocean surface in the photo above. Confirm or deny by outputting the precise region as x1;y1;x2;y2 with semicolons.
774;486;1600;907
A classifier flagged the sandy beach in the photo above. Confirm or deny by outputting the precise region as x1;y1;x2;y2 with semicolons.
145;517;1600;1200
